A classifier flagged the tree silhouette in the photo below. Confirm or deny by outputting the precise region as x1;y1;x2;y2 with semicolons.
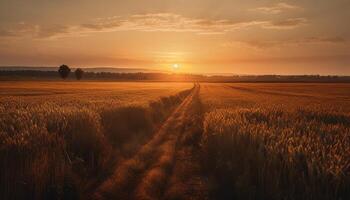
75;68;84;80
58;65;71;79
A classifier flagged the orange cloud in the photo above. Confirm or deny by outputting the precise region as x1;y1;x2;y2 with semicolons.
0;23;73;39
225;36;347;49
252;2;301;14
263;18;307;29
80;13;307;34
0;13;309;39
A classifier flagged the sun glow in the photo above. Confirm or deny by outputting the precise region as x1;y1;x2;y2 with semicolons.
172;64;180;70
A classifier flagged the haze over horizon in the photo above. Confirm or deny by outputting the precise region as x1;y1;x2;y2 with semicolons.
0;0;349;75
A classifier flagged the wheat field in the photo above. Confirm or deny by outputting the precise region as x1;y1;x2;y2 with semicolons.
200;83;350;200
0;81;193;199
0;81;350;200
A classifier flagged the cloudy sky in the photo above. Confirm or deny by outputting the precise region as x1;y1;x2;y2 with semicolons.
0;0;349;75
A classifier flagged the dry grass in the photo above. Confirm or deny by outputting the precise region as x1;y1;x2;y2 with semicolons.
2;81;349;200
200;83;350;200
0;81;192;200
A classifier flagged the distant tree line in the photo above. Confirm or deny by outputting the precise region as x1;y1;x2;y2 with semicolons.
1;67;350;82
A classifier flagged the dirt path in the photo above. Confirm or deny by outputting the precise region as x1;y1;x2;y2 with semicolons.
93;84;206;200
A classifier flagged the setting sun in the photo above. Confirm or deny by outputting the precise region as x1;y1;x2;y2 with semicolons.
172;64;180;70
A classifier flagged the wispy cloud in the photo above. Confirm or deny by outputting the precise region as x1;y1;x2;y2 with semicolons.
263;18;307;29
36;24;71;38
0;29;17;37
80;13;266;34
79;13;307;34
0;13;308;39
252;2;301;14
224;36;347;49
0;23;74;39
0;23;38;38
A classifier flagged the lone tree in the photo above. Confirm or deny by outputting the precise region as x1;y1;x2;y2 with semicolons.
75;68;84;80
58;65;71;79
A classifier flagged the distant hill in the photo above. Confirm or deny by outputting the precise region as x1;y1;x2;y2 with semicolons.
0;66;166;73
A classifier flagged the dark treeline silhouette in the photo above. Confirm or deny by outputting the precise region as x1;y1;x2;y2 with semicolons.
75;68;84;80
58;65;71;79
1;70;350;82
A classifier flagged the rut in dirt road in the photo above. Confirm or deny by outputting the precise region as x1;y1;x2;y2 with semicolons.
93;83;207;200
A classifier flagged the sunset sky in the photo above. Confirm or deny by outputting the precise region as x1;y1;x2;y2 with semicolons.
0;0;349;75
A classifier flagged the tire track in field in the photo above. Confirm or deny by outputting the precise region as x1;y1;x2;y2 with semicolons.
93;84;200;200
163;89;209;200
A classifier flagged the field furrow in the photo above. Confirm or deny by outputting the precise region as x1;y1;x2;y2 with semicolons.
93;84;201;200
